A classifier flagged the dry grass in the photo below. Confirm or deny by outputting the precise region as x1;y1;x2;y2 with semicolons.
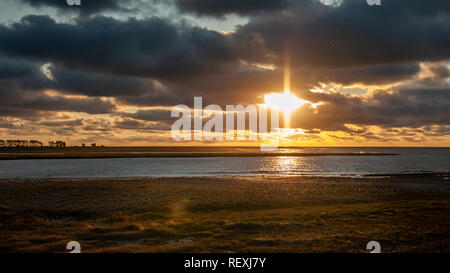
0;175;449;252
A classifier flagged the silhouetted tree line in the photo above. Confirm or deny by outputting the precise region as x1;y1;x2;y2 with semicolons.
0;140;66;147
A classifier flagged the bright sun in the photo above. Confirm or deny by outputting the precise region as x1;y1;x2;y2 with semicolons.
261;53;308;127
262;89;307;117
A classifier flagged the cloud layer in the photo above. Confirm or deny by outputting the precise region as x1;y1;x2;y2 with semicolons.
0;0;449;145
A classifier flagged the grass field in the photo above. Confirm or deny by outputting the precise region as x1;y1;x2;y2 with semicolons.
0;174;449;252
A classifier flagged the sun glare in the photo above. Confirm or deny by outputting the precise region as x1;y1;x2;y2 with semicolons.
261;48;308;127
263;89;307;117
261;88;308;128
260;49;308;127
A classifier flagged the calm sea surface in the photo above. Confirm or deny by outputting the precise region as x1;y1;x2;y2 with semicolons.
0;148;448;178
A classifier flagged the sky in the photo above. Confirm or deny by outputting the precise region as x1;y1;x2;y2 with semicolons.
0;0;449;146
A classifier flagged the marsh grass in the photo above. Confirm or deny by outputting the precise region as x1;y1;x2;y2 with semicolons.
0;175;449;252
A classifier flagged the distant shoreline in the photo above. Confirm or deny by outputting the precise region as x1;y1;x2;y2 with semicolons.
0;151;399;160
0;146;407;160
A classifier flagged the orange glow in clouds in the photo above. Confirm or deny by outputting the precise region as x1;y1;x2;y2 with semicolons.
261;53;308;127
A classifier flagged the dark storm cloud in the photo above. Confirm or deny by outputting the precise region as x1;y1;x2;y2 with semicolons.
155;65;283;106
0;94;116;115
290;86;450;131
117;90;184;107
175;0;290;17
1;0;447;95
0;70;116;117
0;63;118;118
0;56;36;79
19;0;132;15
0;15;237;79
124;109;174;122
114;116;171;130
116;61;424;109
0;60;158;100
306;63;422;85
48;66;155;97
113;65;282;107
176;0;450;17
0;0;448;139
369;88;450;126
234;0;450;68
